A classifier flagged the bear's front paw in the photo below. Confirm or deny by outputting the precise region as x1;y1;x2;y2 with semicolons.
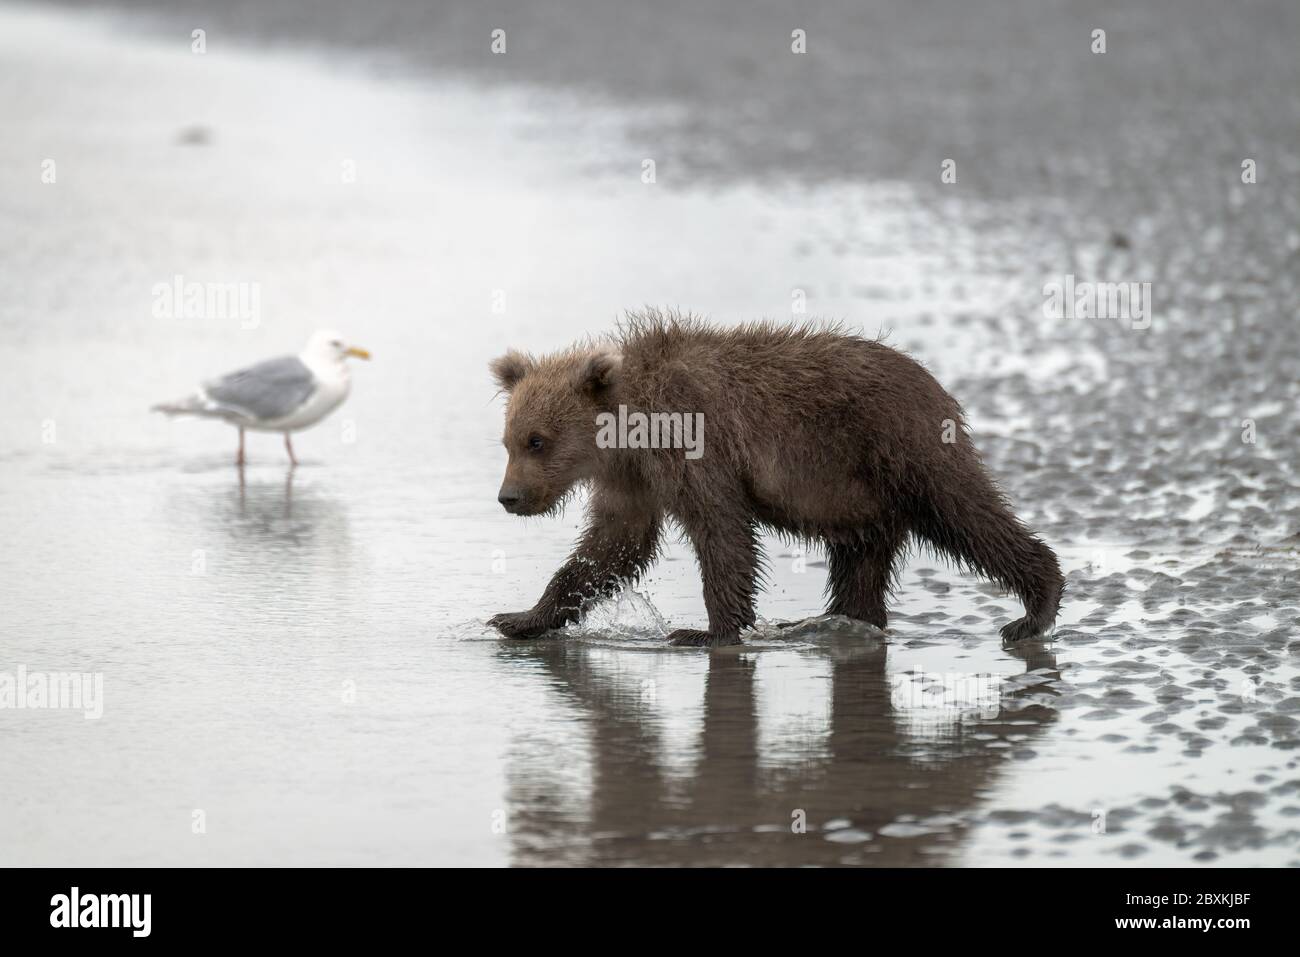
666;628;743;648
489;610;556;640
999;617;1052;643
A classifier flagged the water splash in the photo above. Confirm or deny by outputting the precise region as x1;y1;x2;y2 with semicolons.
570;585;670;643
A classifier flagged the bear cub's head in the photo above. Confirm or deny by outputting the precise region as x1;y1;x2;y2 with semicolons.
490;347;621;516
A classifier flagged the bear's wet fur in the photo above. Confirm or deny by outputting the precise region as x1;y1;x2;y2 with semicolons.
488;311;1064;646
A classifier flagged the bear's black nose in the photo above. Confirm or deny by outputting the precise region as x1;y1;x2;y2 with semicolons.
498;489;522;511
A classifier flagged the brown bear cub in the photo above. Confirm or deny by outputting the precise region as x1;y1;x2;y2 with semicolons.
489;313;1063;646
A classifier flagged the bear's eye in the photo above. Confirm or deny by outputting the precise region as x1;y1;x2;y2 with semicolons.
527;435;545;452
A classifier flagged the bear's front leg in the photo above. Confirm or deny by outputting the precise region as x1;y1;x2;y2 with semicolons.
490;495;661;639
668;504;759;647
487;609;563;639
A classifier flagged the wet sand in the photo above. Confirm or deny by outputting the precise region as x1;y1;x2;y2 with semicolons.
0;2;1297;866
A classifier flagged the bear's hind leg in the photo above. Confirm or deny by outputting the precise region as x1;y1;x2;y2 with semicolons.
824;529;905;630
912;469;1064;642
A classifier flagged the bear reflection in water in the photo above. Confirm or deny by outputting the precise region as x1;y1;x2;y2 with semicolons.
497;633;1060;866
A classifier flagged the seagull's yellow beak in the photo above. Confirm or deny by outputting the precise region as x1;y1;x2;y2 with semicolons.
345;346;371;360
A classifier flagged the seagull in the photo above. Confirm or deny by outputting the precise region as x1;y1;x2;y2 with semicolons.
153;330;371;466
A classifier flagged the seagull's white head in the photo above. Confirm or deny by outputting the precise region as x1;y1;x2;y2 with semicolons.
304;330;371;365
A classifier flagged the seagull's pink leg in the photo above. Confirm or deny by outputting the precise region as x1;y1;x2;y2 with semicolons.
284;432;298;467
236;427;246;467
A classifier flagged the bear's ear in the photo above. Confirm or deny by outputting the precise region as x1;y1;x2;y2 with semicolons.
490;350;533;392
578;350;622;395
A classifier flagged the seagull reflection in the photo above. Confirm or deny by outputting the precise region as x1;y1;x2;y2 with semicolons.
160;465;357;581
236;463;300;517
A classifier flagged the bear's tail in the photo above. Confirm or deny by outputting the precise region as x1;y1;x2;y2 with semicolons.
912;468;1064;642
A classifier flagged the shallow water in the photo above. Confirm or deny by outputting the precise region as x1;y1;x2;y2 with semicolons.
0;5;1297;866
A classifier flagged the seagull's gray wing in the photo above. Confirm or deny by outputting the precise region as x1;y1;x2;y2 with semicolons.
203;356;317;421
